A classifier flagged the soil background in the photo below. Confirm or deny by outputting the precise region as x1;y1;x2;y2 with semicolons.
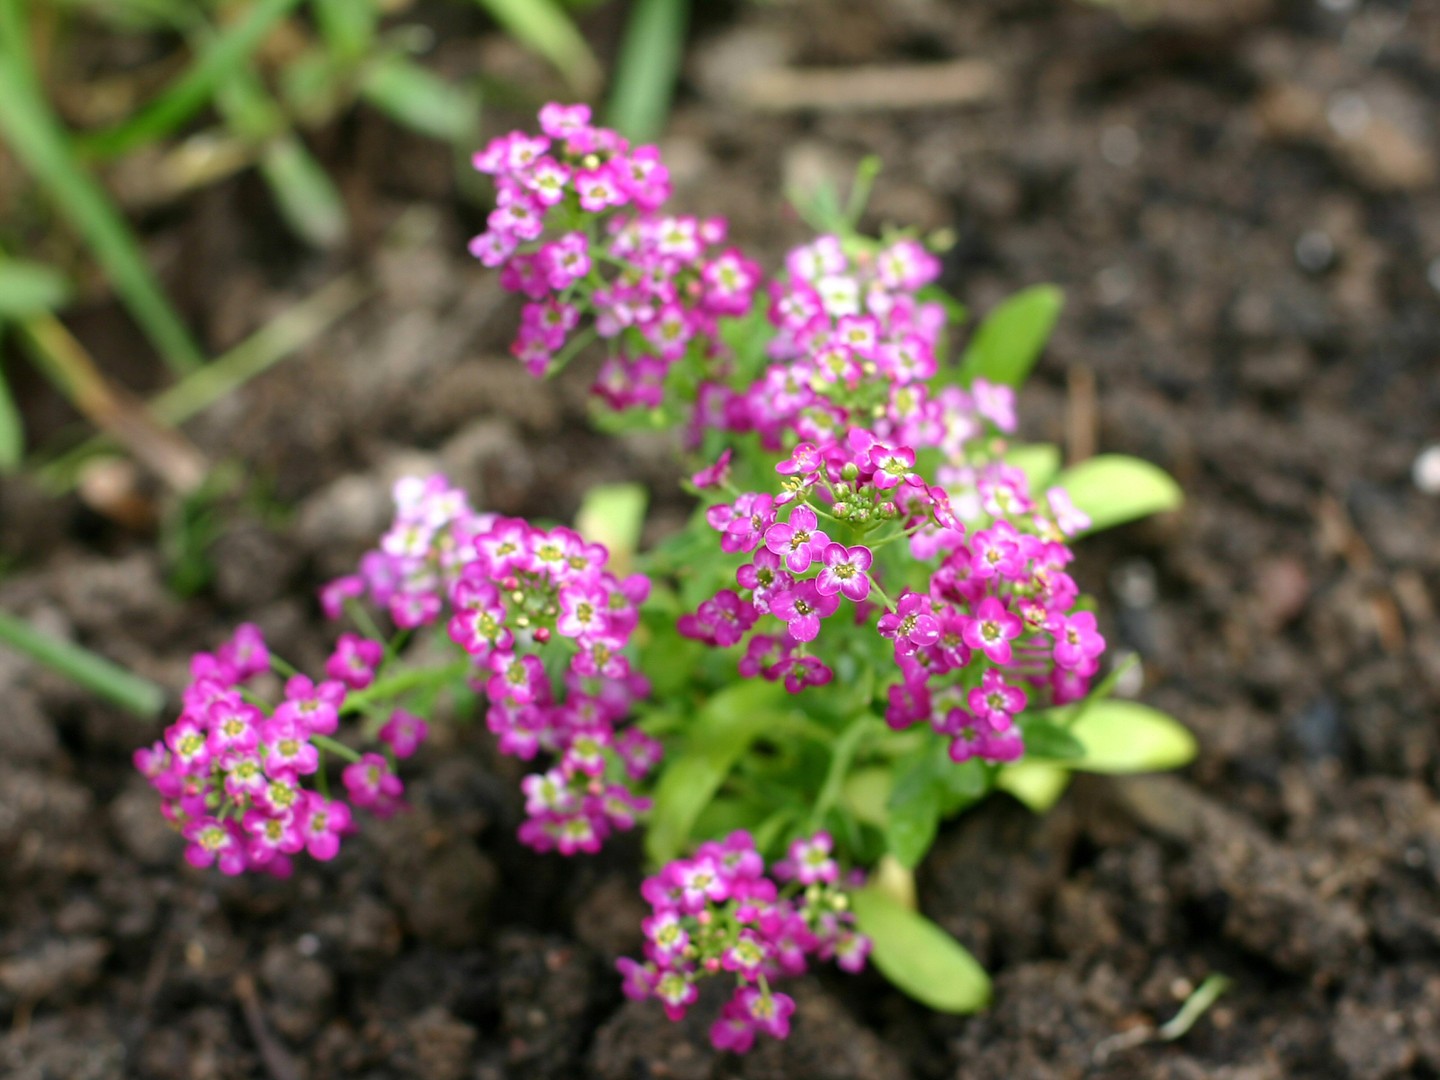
3;0;1440;1077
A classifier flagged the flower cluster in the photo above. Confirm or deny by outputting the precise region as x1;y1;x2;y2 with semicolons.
618;830;870;1054
327;475;660;854
468;103;762;403
132;624;416;876
690;421;1103;764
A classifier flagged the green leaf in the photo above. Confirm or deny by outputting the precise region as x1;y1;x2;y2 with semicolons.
0;353;24;470
361;56;479;143
1003;442;1061;493
258;135;348;249
1054;454;1182;534
1018;716;1085;761
0;610;165;717
885;776;940;869
472;0;601;94
0;259;71;316
76;0;307;159
313;0;377;61
645;681;787;865
1068;700;1197;774
842;765;892;827
935;756;988;814
996;761;1071;813
959;284;1063;388
851;886;991;1013
575;482;648;573
0;50;204;373
605;0;686;142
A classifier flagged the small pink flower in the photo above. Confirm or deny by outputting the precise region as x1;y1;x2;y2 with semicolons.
692;449;733;489
877;592;941;656
326;633;383;690
1048;609;1106;671
815;542;873;602
770;582;839;643
962;596;1023;665
763;506;829;574
298;794;352;861
378;709;428;758
968;669;1027;729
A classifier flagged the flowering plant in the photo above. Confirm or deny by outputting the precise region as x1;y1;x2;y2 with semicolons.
135;103;1190;1049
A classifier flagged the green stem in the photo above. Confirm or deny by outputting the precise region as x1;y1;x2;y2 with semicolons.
312;734;362;763
343;657;472;714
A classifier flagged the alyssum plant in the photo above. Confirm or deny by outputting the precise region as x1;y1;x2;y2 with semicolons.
135;104;1190;1050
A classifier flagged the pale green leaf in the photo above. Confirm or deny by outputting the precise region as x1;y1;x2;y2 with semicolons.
1003;442;1061;493
1055;453;1182;534
959;284;1063;387
645;681;786;865
1069;700;1197;774
0;259;71;316
361;56;479;143
996;761;1071;813
851;886;991;1013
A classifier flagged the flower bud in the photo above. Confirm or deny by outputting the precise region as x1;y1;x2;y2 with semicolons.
841;462;859;482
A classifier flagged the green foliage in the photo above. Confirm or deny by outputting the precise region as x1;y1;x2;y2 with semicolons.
958;284;1063;387
0;47;204;373
1055;453;1183;534
472;0;601;93
851;886;991;1013
0;610;166;718
645;680;790;865
606;0;687;142
0;259;71;317
1065;700;1197;773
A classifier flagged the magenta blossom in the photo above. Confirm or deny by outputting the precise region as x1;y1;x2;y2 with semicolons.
815;542;873;602
770;581;839;643
877;592;941;656
763;506;829;574
962;596;1024;665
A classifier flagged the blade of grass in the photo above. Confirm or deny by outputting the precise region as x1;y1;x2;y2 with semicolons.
0;344;24;470
206;25;348;248
0;50;205;373
0;610;166;717
15;308;209;492
360;54;480;143
75;0;306;159
472;0;601;95
34;272;368;490
605;0;687;142
0;259;71;317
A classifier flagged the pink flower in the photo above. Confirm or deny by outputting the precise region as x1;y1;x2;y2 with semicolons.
764;506;829;574
297;793;352;861
868;443;918;490
877;592;941;656
378;709;428;758
343;753;405;814
815;542;873;602
1049;609;1106;671
326;633;383;690
692;449;733;489
770;582;839;643
962;596;1023;665
968;669;1027;729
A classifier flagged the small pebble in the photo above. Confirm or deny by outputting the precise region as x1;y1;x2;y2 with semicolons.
1111;559;1158;609
1100;125;1141;168
1112;651;1145;698
1326;91;1370;138
297;933;322;957
1295;230;1335;273
1096;264;1136;306
1413;444;1440;494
